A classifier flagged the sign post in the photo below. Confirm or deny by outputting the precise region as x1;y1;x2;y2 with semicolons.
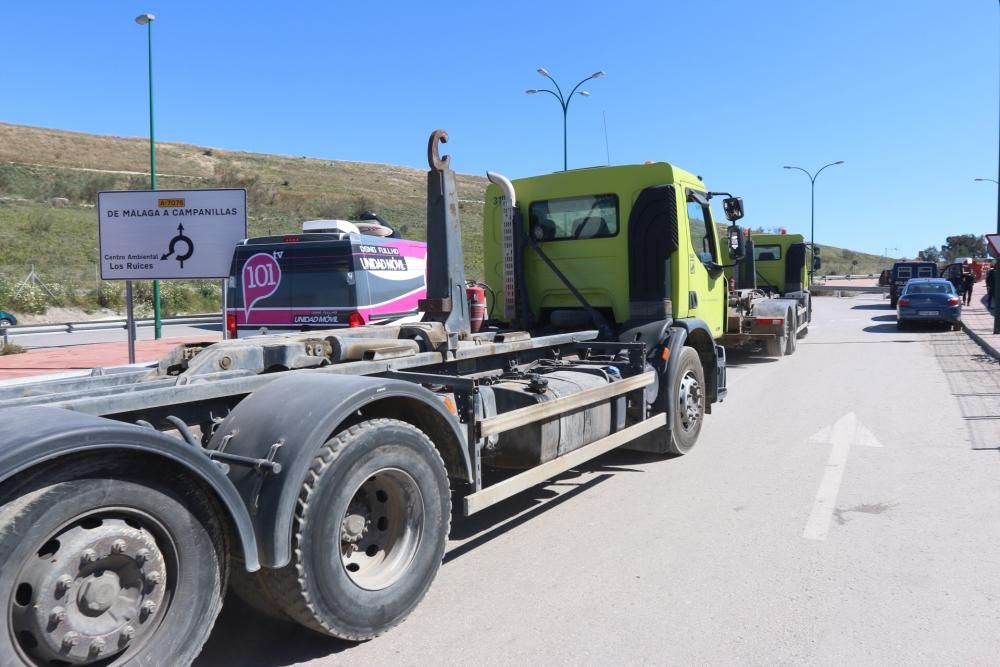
97;188;248;361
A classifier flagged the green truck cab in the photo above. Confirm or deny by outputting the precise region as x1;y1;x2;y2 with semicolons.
484;162;738;336
723;231;813;356
483;162;746;453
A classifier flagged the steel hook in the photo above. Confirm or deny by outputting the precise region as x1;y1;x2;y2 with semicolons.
428;129;451;170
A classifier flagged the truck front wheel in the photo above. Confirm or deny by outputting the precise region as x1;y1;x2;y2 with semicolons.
666;347;706;455
250;418;450;640
1;461;227;666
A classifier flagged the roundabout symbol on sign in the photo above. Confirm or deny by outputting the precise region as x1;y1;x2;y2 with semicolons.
161;223;195;268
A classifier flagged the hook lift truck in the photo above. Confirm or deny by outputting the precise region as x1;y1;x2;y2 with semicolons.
0;131;746;666
718;232;816;357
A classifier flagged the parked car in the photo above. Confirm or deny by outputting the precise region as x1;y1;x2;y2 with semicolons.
896;278;962;330
0;310;16;328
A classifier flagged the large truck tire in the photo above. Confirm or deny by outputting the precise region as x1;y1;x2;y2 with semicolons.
765;318;788;357
666;347;706;456
784;312;798;355
246;419;450;641
1;459;227;666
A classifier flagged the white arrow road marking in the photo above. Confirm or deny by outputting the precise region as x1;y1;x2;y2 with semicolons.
803;412;882;541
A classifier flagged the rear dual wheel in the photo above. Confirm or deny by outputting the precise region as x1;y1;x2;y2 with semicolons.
237;419;450;641
1;461;226;666
765;314;792;357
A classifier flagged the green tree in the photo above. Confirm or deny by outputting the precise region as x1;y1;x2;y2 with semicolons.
941;234;985;261
917;246;941;262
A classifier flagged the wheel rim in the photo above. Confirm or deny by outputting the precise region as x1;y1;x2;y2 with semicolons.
677;370;703;433
340;468;424;591
8;510;174;665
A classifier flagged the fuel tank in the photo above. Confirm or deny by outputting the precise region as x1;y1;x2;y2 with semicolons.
486;368;613;469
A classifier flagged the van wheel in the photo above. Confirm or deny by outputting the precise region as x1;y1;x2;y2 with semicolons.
666;347;705;456
249;419;450;640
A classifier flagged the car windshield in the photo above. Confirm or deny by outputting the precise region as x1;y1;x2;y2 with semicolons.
905;283;954;295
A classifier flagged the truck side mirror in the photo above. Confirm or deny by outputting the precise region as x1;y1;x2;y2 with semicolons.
812;255;822;271
722;197;744;222
727;225;746;261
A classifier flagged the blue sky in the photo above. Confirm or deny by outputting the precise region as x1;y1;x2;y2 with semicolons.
1;1;998;258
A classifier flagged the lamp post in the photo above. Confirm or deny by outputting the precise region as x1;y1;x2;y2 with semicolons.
783;161;845;282
527;68;605;171
136;12;161;339
975;177;1000;330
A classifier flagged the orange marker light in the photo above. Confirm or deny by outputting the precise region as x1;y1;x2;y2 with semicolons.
661;347;671;362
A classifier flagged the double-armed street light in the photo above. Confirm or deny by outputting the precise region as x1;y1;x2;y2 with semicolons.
783;161;845;282
527;68;605;171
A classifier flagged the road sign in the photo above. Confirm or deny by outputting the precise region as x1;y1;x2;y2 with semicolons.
98;189;248;279
986;234;1000;258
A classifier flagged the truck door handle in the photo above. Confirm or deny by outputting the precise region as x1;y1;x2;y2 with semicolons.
688;291;698;309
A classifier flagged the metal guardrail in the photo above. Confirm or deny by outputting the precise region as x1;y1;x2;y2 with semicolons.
812;285;887;294
2;313;219;338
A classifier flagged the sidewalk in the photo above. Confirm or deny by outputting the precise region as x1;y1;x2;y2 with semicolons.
960;280;1000;361
0;336;213;380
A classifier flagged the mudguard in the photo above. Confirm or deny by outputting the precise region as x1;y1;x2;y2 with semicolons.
750;297;794;321
0;406;260;571
206;373;469;568
671;318;725;404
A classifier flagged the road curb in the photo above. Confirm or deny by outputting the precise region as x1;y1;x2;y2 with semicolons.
960;321;1000;362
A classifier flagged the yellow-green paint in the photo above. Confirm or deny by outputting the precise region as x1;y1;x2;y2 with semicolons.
747;232;810;292
483;162;727;338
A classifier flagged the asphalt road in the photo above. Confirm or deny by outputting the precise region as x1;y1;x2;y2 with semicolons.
196;294;1000;666
8;322;220;350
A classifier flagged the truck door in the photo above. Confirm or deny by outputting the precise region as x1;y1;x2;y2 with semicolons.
683;190;726;336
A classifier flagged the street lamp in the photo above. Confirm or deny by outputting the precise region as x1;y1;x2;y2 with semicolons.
135;12;161;339
783;161;845;282
975;177;1000;330
526;68;605;171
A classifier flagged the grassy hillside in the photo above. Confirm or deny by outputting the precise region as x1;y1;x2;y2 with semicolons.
0;121;893;316
0;122;487;315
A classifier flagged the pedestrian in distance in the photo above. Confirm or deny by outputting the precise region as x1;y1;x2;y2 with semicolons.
961;269;975;306
987;266;996;310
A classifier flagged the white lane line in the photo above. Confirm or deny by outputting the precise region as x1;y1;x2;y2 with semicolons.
803;412;882;541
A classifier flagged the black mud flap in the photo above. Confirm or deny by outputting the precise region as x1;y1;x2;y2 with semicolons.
715;344;727;403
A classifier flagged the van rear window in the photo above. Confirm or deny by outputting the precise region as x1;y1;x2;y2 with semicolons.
230;245;357;309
